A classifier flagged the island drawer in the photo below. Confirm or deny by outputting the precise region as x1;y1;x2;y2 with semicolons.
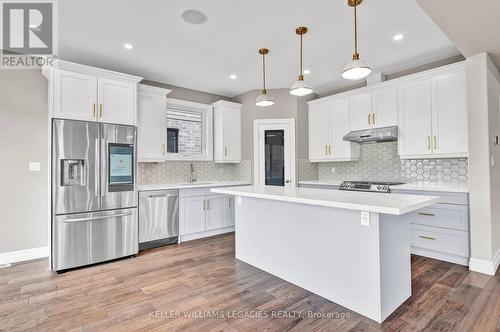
404;203;468;231
410;224;469;257
391;189;468;205
180;188;217;198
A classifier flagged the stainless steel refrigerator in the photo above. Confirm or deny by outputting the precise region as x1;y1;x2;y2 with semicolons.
51;119;138;271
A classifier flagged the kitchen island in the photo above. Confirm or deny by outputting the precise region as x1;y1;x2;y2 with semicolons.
211;186;439;323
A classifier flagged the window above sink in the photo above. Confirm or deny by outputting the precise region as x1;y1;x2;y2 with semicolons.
165;98;213;161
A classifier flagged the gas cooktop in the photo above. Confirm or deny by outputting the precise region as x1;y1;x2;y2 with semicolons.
338;181;404;193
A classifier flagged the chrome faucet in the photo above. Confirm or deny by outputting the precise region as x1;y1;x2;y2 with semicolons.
189;163;196;183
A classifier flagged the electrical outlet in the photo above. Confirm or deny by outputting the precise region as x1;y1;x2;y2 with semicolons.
331;167;336;174
361;211;370;226
28;162;41;172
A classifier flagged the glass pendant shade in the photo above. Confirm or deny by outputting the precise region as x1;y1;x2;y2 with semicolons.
255;90;274;107
289;79;313;96
341;58;373;80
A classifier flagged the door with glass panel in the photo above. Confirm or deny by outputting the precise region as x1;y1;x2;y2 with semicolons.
254;119;296;189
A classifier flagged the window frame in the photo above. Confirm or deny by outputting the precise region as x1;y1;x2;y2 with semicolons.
164;98;213;161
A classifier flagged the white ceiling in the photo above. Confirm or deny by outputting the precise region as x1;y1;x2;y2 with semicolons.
416;0;500;70
58;0;459;97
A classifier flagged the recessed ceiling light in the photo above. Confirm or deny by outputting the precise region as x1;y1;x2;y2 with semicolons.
182;9;208;25
392;34;404;41
229;74;237;80
304;69;311;74
123;43;134;50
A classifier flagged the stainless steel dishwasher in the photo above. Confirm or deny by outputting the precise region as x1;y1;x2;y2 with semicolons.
138;190;179;250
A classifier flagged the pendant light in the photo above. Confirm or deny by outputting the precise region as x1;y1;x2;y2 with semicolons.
341;0;372;80
289;26;313;96
255;48;274;107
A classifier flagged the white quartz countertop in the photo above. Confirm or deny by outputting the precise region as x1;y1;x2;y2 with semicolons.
138;180;251;191
299;180;469;193
211;186;439;215
390;183;469;193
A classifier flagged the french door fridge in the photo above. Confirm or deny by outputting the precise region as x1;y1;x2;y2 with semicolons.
51;119;138;271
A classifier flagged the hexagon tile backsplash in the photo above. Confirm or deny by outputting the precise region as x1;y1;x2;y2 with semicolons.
138;160;252;185
318;142;468;185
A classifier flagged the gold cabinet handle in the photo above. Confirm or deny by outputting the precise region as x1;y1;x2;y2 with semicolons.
162;144;166;155
224;147;228;157
418;212;436;217
427;136;431;150
206;199;209;210
419;235;436;241
99;104;103;118
228;197;231;208
328;145;332;155
433;136;437;150
368;113;371;125
203;199;206;210
325;145;328;156
92;103;96;118
372;113;375;125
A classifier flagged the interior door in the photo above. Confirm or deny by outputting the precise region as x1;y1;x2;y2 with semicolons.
308;102;330;161
54;70;98;121
98;78;136;125
255;120;296;189
431;71;468;155
350;92;372;131
205;195;227;231
100;123;137;211
52;119;100;215
398;79;433;157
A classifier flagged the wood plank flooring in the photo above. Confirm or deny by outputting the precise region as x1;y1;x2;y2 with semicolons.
1;233;499;331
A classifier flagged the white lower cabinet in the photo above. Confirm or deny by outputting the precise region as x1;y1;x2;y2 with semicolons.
393;189;470;266
179;188;235;242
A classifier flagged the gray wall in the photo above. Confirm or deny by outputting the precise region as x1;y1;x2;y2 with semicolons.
0;69;48;252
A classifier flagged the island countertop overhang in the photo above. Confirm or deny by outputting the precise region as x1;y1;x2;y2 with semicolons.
211;186;439;215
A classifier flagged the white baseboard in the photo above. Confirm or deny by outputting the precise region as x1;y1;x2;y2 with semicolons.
179;227;234;243
469;249;500;275
0;246;49;265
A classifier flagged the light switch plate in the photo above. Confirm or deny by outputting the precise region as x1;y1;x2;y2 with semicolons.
29;162;41;172
361;211;370;226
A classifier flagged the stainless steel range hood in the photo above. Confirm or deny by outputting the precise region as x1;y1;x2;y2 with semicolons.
343;126;398;144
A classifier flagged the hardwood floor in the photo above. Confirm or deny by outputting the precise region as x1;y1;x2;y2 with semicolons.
1;233;499;331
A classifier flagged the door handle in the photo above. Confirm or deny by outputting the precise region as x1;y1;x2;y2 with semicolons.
372;113;375;125
285;179;290;184
99;104;103;118
419;235;436;241
427;136;431;150
206;199;209;210
63;212;133;223
92;103;96;118
368;113;371;125
228;197;231;208
162;144;166;155
148;194;177;198
325;145;328;155
224;147;228;157
328;145;332;155
433;136;437;150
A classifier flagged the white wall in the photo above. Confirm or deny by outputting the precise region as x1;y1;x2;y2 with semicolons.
467;52;500;273
0;69;48;253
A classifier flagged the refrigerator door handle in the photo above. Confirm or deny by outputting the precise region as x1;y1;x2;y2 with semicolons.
101;138;106;197
95;138;100;198
62;211;133;223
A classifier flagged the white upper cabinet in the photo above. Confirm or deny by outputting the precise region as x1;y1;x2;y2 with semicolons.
350;93;372;131
371;86;398;128
399;63;468;159
53;70;98;121
308;101;330;161
98;78;136;126
212;100;242;163
398;79;433;157
44;60;142;125
308;97;360;162
137;84;171;162
431;70;468;157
